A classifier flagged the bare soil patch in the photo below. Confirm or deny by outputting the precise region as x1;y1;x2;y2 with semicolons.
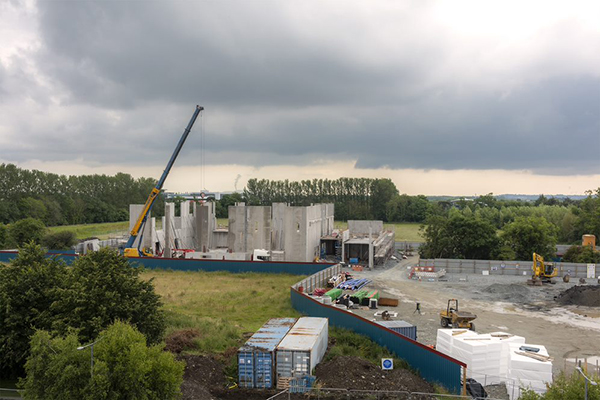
166;329;201;354
557;285;600;307
315;356;435;393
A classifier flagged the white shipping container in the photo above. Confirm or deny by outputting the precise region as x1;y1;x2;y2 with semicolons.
276;317;328;378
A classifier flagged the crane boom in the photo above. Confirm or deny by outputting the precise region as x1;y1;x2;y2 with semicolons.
124;105;203;256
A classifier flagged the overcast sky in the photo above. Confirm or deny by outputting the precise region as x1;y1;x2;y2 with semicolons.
1;0;599;195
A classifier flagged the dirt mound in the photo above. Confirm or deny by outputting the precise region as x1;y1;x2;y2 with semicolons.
165;328;201;353
315;356;435;393
484;283;530;302
178;354;227;399
557;285;600;307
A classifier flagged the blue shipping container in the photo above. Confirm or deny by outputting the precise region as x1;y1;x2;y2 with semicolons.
376;320;417;341
238;318;297;389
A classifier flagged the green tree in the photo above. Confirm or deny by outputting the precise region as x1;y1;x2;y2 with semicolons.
0;223;7;249
21;321;184;400
501;216;558;260
9;218;46;246
18;197;47;221
371;179;398;221
0;244;68;378
562;245;600;263
573;188;600;241
419;213;499;259
0;246;166;378
41;231;78;250
52;248;165;344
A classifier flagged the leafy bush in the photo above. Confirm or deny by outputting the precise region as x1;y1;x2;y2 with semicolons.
8;218;46;247
41;230;77;250
0;245;166;379
0;224;7;249
562;245;600;263
520;371;600;399
21;321;184;399
52;247;166;344
0;243;68;377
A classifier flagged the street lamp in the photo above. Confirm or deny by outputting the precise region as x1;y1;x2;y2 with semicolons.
576;366;598;400
77;337;102;379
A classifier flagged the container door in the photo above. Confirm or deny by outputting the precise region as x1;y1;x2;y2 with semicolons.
255;351;273;389
293;351;310;376
238;351;254;388
276;350;293;378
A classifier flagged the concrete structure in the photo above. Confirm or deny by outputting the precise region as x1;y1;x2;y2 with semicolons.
228;203;272;253
270;203;334;262
128;200;336;263
343;220;395;266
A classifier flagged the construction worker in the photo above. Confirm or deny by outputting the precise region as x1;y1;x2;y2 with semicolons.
414;302;421;315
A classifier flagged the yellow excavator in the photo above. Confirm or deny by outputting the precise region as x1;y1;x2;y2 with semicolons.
527;253;557;285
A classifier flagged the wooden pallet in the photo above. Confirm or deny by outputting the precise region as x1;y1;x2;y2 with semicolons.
276;377;292;390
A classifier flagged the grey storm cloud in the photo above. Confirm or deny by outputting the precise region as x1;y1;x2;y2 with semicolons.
1;0;599;174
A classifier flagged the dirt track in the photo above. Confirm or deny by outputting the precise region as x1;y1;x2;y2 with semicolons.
350;257;600;375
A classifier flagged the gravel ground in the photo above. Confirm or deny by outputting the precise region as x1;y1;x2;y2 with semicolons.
331;256;600;398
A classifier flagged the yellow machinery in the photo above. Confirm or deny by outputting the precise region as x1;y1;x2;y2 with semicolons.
123;106;203;258
440;299;477;330
528;253;557;285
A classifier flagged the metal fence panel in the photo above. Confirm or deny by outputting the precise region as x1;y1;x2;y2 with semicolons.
419;258;596;279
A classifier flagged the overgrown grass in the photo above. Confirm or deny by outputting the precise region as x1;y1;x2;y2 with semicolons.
217;219;424;242
142;270;303;353
48;220;164;240
48;221;129;240
334;221;424;242
327;327;411;371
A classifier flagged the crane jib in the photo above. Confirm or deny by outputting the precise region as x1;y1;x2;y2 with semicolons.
124;105;203;253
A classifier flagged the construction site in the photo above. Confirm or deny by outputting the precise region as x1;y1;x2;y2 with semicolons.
77;200;396;267
63;107;599;399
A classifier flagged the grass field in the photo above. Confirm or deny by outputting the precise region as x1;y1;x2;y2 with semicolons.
48;220;164;240
49;219;423;242
48;221;129;240
218;219;424;242
142;270;303;353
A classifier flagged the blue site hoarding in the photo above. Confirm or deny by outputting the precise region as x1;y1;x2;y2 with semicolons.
0;250;333;275
290;288;464;394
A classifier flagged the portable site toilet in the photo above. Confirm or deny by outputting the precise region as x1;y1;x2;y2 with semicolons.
238;318;297;389
275;317;328;379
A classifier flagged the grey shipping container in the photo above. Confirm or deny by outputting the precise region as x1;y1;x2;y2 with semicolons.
376;320;417;341
238;318;297;388
276;317;328;379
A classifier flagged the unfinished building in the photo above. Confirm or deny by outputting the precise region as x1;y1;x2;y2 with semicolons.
342;220;395;267
128;201;336;263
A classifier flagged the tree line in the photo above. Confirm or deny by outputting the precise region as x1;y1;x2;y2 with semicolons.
0;163;162;226
242;177;403;221
419;188;600;261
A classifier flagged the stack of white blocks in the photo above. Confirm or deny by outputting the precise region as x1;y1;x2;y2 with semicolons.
436;329;552;397
505;343;553;400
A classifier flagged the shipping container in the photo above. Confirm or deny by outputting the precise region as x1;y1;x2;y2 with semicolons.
238;318;297;388
376;320;417;341
276;317;328;379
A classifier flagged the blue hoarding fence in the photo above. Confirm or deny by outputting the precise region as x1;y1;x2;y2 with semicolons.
0;250;333;276
290;265;465;394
